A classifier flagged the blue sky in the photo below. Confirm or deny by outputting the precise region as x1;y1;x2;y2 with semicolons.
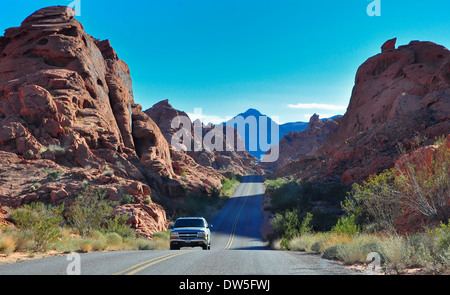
1;0;450;124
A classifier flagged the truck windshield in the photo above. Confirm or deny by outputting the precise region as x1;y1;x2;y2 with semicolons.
174;219;205;228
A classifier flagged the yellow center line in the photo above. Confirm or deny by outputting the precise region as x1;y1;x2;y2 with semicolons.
224;181;253;250
111;251;191;275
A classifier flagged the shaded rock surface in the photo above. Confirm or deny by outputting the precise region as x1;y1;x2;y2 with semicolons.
261;114;339;171
144;100;263;189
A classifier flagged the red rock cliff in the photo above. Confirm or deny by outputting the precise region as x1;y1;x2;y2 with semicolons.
277;40;450;184
0;6;172;238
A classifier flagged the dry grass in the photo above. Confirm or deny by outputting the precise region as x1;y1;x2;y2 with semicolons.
0;233;17;255
1;226;171;264
285;231;449;274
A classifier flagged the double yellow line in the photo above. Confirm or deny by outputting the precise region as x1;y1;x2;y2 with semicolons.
111;251;190;275
224;182;252;250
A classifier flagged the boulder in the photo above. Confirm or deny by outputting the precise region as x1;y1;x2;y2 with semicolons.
381;38;397;53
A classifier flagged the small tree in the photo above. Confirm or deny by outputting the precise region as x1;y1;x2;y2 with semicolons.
342;169;402;232
331;214;361;236
66;185;134;238
299;212;313;235
66;185;113;237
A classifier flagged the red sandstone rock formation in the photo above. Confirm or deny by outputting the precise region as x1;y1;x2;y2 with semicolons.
144;99;263;181
276;40;450;185
0;204;11;227
0;6;174;238
261;114;339;171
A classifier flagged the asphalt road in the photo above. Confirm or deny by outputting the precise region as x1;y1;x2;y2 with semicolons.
0;175;360;275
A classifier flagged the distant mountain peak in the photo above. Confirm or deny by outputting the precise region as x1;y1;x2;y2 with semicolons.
239;108;264;117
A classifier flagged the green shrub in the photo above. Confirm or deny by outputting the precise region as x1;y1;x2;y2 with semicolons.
311;241;323;253
11;202;64;251
343;136;450;231
266;179;349;232
103;214;134;239
120;194;133;205
322;244;346;260
42;168;64;181
66;185;132;238
428;220;450;251
270;212;285;237
282;210;301;239
106;232;123;247
288;233;316;252
332;214;361;236
299;212;313;235
342;169;401;233
220;175;241;198
0;232;17;255
264;178;288;190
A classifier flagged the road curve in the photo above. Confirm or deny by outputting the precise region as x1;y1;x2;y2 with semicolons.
0;175;361;275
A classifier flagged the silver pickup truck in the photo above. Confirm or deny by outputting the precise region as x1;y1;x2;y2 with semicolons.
169;217;213;250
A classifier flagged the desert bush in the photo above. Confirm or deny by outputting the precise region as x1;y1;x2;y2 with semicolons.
105;232;123;249
131;238;154;250
322;244;346;260
66;185;132;238
379;235;409;273
394;137;450;223
11;202;64;251
264;177;288;191
266;178;348;232
103;214;134;239
311;241;323;253
332;214;361;236
128;236;169;250
220;174;242;198
271;210;313;241
66;185;111;237
288;233;316;252
0;232;17;255
336;235;386;265
77;238;94;253
342;169;402;233
428;220;450;251
299;212;313;235
89;230;108;251
343;137;450;232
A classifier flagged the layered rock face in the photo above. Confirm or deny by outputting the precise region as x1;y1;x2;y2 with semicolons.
277;40;450;184
261;114;339;171
0;6;172;237
145;100;263;194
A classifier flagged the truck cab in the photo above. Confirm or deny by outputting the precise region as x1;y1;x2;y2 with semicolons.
169;217;212;250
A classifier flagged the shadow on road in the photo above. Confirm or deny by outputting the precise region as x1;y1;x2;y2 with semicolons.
239;175;263;183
